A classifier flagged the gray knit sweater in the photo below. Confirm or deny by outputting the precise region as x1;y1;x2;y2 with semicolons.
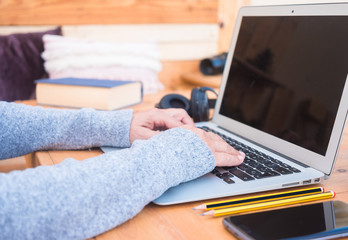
0;102;215;240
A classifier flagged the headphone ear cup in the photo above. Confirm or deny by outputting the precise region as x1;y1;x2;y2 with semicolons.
190;88;209;122
156;94;191;115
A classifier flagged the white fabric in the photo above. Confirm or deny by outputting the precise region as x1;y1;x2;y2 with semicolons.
41;34;163;93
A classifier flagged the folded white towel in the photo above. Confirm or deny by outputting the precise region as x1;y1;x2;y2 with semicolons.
42;34;160;59
41;34;164;93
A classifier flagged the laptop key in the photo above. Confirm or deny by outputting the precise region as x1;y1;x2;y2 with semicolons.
244;158;255;165
248;152;258;159
288;166;301;173
237;164;253;171
215;172;223;178
258;166;271;173
229;168;255;181
223;177;235;184
278;161;296;169
222;166;233;171
247;161;264;169
255;157;269;164
245;168;262;176
272;166;293;175
254;171;280;179
221;172;233;178
263;161;279;169
233;146;243;151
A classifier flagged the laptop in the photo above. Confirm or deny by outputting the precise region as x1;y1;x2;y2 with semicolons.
152;3;348;205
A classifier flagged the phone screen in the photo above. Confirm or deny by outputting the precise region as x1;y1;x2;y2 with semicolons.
223;200;348;240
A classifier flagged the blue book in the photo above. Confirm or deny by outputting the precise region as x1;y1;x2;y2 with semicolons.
35;78;143;110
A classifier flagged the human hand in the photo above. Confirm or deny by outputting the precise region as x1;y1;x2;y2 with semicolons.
129;108;195;144
181;125;245;167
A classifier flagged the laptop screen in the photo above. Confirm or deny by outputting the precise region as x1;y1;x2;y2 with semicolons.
219;16;348;156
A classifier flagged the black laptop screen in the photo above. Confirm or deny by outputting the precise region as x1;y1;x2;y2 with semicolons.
219;16;348;156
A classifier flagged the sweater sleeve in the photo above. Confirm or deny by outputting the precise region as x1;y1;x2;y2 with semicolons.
0;101;133;160
0;127;215;240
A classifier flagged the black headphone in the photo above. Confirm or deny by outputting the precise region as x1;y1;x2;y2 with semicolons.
156;87;217;122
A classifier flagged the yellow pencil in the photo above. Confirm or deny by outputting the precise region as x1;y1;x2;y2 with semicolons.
201;190;335;217
193;187;325;210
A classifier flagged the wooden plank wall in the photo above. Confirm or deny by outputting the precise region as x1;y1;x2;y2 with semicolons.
0;0;250;89
0;0;219;25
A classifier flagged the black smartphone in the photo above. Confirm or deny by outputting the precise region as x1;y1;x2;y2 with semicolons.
223;200;348;240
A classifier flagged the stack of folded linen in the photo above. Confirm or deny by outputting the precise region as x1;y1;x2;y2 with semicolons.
41;34;163;94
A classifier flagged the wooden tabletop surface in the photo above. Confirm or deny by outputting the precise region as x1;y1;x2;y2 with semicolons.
24;90;348;239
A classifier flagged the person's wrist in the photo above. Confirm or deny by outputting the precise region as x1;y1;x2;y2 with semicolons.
90;109;133;147
137;128;215;183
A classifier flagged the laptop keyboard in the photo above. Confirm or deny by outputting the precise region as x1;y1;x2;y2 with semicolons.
199;126;301;184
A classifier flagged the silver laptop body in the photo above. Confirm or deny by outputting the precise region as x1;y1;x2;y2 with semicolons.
154;3;348;205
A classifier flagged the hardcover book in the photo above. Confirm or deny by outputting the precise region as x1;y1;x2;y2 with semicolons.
35;78;143;110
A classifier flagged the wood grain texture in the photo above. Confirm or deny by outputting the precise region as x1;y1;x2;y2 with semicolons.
218;0;250;52
182;71;222;88
0;24;219;61
0;156;26;173
62;24;220;61
0;0;249;90
159;60;201;89
26;92;348;239
0;0;218;25
34;151;54;166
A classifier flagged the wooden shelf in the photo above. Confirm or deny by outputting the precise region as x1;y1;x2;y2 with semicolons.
181;71;222;88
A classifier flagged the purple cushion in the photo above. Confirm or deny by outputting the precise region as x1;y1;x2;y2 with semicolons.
0;27;62;101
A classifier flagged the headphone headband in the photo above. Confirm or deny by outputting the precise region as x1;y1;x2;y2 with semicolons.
156;87;218;122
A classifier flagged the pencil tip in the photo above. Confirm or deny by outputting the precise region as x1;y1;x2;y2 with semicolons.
193;204;205;210
200;210;213;216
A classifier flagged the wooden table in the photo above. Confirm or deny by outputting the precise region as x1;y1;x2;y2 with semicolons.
24;90;348;240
